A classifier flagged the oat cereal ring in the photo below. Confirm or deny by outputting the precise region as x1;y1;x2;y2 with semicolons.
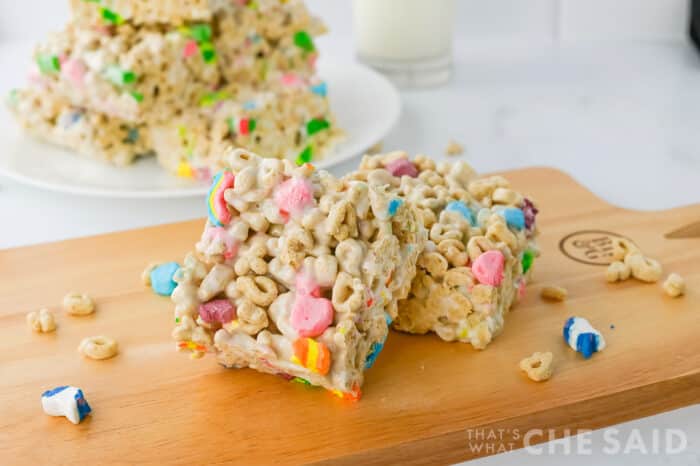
437;239;469;268
490;187;519;206
331;272;364;314
78;336;118;360
443;267;475;289
63;292;95;316
307;255;338;288
611;238;640;261
235;299;269;335
417;251;449;278
198;264;235;302
335;239;365;277
486;221;518;252
467;236;498;262
429;223;462;243
367;169;398;188
233;166;257;194
227;149;259;172
236;276;278;307
605;261;631;283
413;154;436;172
172;315;198;341
540;285;568;302
327;200;358;241
468;176;509;200
27;308;57;333
519;351;553;382
662;273;685;298
625;253;663;283
410;271;434;300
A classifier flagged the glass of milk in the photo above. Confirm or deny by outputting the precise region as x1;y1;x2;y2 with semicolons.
353;0;456;87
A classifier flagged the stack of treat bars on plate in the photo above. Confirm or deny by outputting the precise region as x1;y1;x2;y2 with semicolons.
168;149;539;400
7;0;342;180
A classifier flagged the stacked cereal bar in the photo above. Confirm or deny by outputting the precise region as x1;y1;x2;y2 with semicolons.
170;149;426;398
347;152;539;349
27;22;221;123
9;88;150;166
68;0;216;26
150;80;341;177
8;0;340;176
11;78;339;175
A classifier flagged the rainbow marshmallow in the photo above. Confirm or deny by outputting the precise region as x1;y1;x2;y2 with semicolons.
207;171;235;227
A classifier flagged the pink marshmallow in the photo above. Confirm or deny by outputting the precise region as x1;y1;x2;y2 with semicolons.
385;159;418;178
273;178;314;217
290;293;334;338
472;250;505;286
183;40;199;59
62;59;86;87
199;299;236;324
204;226;238;260
281;73;303;87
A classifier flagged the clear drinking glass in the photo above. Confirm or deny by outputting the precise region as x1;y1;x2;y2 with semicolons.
353;0;456;88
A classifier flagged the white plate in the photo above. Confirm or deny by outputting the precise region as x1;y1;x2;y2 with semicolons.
0;50;400;198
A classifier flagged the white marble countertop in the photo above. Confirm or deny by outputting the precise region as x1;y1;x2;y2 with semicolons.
1;37;698;464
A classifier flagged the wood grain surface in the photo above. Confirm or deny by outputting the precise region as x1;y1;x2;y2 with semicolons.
0;167;698;465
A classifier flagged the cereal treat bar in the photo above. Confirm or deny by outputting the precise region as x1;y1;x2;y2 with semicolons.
170;149;426;399
8;88;150;166
151;81;341;177
213;3;325;84
29;23;220;124
9;78;340;174
29;5;324;124
69;0;215;26
70;0;324;32
348;152;539;350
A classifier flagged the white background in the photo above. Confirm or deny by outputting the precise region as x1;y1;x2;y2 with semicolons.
1;1;699;465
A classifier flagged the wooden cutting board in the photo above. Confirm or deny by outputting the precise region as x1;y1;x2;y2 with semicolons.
1;167;698;465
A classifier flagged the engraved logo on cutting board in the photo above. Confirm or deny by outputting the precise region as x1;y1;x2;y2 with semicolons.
559;230;634;266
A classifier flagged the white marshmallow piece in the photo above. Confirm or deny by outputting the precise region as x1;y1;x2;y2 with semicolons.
41;386;92;424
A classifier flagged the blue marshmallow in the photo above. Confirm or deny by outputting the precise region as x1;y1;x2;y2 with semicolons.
310;82;327;97
445;201;476;226
563;316;606;359
500;207;526;230
388;198;403;216
150;262;180;296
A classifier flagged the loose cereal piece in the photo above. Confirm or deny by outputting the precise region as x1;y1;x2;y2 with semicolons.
141;262;162;286
445;140;464;156
519;352;553;382
563;317;605;359
78;336;119;360
606;261;631;283
41;386;91;424
625;253;663;283
63;293;95;316
611;238;640;261
26;308;57;333
351;152;539;350
171;149;426;398
662;273;685;298
540;285;568;302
